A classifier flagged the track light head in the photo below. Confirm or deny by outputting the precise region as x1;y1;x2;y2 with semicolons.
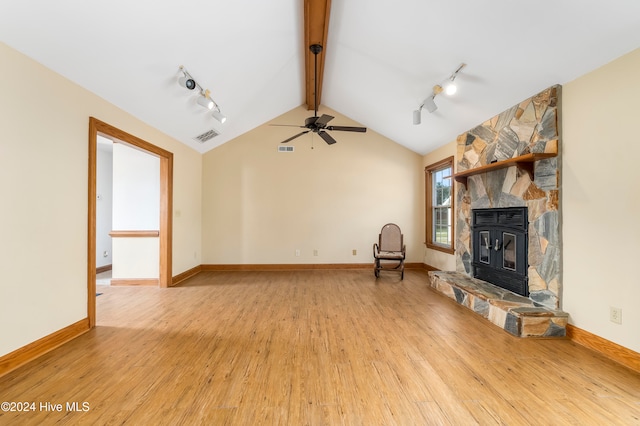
197;95;214;110
424;96;437;113
413;109;421;125
444;63;466;96
444;81;457;95
212;110;226;124
178;76;196;90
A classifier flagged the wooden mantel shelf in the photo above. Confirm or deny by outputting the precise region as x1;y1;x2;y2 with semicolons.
454;152;557;188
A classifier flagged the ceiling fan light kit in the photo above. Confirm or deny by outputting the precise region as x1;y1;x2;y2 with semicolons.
414;63;466;125
178;65;226;126
271;44;367;146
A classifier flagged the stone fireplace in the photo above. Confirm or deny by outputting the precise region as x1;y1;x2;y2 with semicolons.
428;85;568;337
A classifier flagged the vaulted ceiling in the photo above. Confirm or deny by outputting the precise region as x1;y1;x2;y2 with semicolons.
1;1;640;155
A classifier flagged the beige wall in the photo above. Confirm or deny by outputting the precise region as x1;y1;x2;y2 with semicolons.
562;48;640;352
0;42;202;357
202;106;423;265
422;142;458;271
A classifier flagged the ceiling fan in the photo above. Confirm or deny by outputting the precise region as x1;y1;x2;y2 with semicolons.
272;44;367;145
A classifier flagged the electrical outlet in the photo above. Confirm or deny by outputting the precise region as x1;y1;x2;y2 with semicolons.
352;249;357;256
610;307;622;324
313;249;318;256
295;249;300;257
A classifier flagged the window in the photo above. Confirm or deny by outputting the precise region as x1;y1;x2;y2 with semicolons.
425;156;454;254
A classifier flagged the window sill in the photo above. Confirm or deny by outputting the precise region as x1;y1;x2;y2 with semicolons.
425;242;455;255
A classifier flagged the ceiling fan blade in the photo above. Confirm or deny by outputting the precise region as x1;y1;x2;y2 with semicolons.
270;124;305;128
326;125;367;133
315;114;334;127
318;131;337;145
281;130;309;143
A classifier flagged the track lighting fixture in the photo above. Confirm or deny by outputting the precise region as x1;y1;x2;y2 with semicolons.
178;66;226;125
413;63;466;125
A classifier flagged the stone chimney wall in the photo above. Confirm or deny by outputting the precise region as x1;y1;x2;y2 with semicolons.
455;85;561;309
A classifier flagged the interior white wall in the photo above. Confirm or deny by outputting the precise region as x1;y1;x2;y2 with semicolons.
562;48;640;353
111;143;160;279
202;106;424;265
0;42;203;357
96;137;113;268
112;143;160;230
112;238;160;279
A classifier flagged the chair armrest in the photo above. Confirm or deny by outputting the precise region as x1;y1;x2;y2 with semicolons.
373;243;379;257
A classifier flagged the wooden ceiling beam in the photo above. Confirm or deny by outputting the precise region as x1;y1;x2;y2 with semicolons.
304;0;332;112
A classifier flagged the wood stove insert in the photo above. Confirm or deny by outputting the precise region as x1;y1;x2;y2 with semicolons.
472;207;528;297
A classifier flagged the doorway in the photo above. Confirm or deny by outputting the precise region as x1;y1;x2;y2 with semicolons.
88;117;173;328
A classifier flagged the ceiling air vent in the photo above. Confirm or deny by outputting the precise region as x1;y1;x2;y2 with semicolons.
193;129;220;143
278;146;294;152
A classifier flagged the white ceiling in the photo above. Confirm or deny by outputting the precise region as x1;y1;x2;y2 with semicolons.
2;1;640;155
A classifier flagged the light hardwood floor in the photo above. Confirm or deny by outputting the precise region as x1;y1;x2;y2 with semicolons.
1;269;639;425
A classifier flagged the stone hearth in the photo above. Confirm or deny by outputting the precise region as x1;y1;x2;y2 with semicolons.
429;271;568;337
